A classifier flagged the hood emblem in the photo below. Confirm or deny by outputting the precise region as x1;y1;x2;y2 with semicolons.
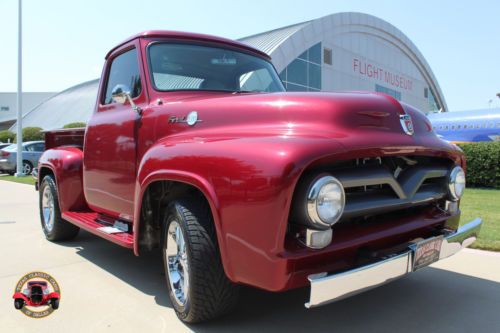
168;111;202;126
399;114;414;135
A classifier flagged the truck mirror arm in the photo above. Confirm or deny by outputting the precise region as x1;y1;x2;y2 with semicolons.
111;84;143;116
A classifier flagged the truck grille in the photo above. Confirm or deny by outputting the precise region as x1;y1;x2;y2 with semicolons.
313;156;451;221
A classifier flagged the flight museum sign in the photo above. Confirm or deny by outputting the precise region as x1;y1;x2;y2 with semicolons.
353;58;413;91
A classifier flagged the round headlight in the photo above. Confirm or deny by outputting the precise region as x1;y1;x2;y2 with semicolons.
307;175;345;228
448;166;465;201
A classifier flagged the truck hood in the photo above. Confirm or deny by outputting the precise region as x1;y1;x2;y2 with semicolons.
153;91;456;154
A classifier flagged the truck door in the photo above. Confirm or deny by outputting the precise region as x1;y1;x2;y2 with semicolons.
83;45;146;219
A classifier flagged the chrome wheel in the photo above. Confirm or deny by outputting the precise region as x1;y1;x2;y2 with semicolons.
165;220;189;306
23;162;32;175
42;185;55;232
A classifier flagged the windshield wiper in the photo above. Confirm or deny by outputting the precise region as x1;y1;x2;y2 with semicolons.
232;90;262;94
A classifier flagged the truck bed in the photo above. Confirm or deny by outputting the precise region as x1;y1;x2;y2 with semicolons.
44;127;85;150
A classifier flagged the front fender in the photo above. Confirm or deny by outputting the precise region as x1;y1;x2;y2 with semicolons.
47;292;60;299
134;135;345;289
12;292;28;301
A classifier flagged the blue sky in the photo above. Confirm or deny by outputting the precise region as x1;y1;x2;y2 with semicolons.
0;0;498;111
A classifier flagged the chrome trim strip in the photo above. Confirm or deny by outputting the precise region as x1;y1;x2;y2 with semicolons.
306;218;482;308
335;165;448;200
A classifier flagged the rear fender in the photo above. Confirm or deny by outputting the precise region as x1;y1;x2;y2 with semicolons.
38;147;88;212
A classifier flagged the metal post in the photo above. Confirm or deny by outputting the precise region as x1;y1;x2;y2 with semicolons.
15;0;23;177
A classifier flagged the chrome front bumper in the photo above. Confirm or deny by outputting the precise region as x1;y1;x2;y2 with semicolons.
306;218;482;308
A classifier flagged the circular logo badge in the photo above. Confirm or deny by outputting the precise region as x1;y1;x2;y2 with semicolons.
13;271;61;318
186;111;199;126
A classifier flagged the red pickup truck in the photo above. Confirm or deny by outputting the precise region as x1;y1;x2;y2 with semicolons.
36;30;482;323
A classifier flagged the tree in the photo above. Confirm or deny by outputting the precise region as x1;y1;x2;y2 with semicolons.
0;130;16;143
19;127;44;142
63;122;86;129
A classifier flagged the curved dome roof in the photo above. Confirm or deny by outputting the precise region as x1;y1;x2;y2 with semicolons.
10;79;99;131
240;12;447;112
13;12;446;131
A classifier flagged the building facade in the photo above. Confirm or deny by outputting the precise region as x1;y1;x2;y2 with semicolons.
240;12;447;113
0;92;55;130
11;12;447;130
8;80;99;131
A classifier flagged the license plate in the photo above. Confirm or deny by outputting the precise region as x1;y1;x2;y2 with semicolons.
413;236;443;271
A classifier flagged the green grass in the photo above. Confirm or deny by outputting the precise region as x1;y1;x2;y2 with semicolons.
460;188;500;251
0;174;36;185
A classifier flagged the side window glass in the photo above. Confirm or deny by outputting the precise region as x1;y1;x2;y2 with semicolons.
103;48;142;105
34;143;45;152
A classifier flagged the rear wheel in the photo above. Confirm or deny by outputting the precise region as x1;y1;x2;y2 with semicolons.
39;175;80;241
14;298;24;310
162;197;239;323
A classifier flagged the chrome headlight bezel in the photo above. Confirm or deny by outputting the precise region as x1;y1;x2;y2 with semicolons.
306;175;345;228
448;166;465;201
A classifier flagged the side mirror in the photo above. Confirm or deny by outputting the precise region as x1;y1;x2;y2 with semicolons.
110;84;142;115
111;84;132;105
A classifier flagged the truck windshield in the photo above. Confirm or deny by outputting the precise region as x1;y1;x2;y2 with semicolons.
148;43;285;93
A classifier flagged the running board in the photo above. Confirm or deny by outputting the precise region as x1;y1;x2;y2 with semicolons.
62;211;134;248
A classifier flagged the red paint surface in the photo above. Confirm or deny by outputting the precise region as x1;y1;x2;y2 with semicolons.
38;31;464;292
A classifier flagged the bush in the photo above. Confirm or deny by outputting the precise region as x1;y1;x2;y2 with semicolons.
16;127;44;142
457;142;500;189
63;122;86;129
0;130;15;143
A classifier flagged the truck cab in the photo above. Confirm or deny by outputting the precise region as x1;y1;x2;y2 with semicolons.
36;30;481;323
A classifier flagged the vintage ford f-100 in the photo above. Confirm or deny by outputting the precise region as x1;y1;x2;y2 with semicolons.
36;30;481;323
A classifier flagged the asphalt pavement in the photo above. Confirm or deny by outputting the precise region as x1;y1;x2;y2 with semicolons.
1;179;499;333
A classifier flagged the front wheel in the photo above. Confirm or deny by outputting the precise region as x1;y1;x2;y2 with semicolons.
162;197;239;323
51;298;59;310
14;298;24;310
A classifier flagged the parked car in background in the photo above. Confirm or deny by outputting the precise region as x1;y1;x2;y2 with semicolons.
0;141;45;175
0;143;12;150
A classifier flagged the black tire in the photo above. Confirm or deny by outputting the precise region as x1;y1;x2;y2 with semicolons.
51;298;59;310
14;298;24;310
162;197;239;323
22;160;33;175
7;170;15;176
39;175;80;241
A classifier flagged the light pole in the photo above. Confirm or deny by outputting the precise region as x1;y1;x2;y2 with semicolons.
15;0;23;177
